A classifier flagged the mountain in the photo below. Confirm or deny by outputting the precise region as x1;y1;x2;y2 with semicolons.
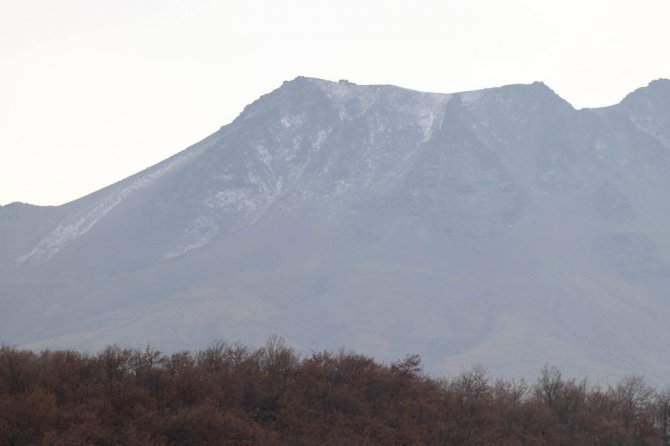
2;77;670;383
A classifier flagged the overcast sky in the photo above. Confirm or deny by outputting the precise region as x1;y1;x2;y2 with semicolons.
1;0;669;206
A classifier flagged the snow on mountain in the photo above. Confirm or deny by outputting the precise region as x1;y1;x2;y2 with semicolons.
2;76;670;384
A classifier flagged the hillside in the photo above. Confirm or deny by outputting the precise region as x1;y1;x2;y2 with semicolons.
2;77;670;382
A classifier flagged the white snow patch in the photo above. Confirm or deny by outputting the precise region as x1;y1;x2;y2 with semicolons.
628;112;670;148
203;174;283;224
311;78;453;142
165;215;218;259
278;136;303;162
312;130;330;149
204;189;257;213
406;93;452;142
280;114;305;128
311;79;381;120
20;142;211;265
256;144;273;170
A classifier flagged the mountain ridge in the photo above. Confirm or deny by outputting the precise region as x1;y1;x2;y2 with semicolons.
5;76;666;209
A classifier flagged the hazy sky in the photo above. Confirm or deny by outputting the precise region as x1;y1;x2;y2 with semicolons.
1;0;669;206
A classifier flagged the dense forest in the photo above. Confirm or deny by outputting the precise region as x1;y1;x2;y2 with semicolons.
1;338;669;445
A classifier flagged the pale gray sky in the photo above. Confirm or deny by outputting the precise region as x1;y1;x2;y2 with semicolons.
1;0;669;205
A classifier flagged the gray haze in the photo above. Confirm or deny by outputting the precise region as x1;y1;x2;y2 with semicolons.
2;77;670;383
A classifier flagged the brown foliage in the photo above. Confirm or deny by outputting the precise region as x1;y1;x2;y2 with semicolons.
0;341;667;445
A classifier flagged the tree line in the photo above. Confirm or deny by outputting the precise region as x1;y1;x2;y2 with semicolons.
1;337;669;445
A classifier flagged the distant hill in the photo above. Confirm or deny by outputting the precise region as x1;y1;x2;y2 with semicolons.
2;76;670;383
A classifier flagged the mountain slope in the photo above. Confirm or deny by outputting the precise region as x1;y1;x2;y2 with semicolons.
2;77;670;383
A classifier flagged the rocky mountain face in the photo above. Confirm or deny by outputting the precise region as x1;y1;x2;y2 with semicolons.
2;77;670;383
